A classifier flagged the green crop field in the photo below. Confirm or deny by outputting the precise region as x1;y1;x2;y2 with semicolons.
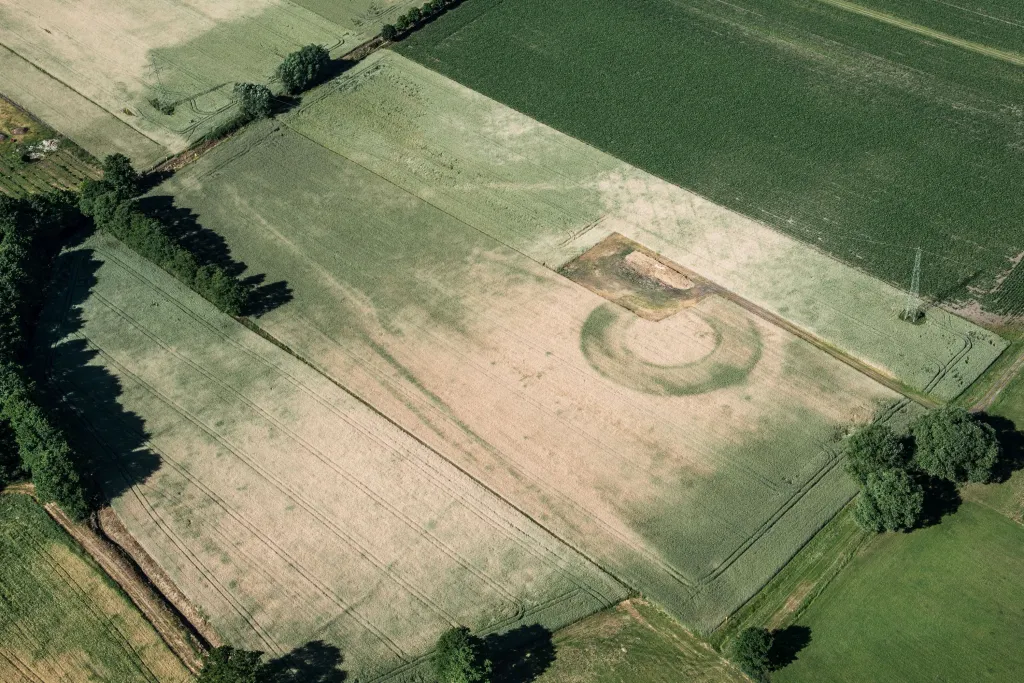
0;0;424;165
397;0;1024;317
40;234;624;680
146;51;939;633
0;494;192;683
774;502;1024;682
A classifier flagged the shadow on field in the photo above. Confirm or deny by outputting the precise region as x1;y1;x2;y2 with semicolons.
917;475;962;528
769;624;812;670
484;624;556;683
262;640;346;682
136;195;293;317
34;251;160;509
977;413;1024;483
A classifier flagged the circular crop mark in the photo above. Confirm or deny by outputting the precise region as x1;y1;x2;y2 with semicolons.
581;303;762;396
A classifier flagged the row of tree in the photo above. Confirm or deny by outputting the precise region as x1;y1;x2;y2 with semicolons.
198;627;491;683
843;407;999;532
80;155;250;316
382;0;465;41
0;192;90;517
231;44;331;128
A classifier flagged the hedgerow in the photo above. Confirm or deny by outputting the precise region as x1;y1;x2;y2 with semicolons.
80;157;249;316
382;0;463;41
0;192;90;518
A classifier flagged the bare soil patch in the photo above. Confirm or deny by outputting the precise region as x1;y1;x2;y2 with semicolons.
560;233;712;321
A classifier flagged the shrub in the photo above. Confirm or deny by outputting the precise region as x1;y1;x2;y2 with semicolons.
433;627;491;683
148;98;176;115
854;468;924;533
276;44;329;95
843;423;909;485
911;407;1000;483
0;418;23;487
198;646;263;683
234;83;272;121
731;627;773;682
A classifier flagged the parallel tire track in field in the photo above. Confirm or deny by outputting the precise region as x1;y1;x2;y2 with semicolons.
84;288;529;617
91;245;618;606
814;0;1024;66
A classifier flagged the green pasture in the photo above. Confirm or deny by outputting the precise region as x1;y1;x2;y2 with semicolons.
398;0;1024;316
774;502;1024;682
0;494;192;682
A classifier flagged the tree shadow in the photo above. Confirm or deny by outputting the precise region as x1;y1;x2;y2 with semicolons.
975;413;1024;483
32;250;161;509
261;640;346;682
768;625;811;670
917;474;962;528
135;195;292;317
483;624;556;683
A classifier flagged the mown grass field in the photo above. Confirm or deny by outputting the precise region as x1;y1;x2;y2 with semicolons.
774;502;1024;682
0;494;192;683
40;234;625;680
398;0;1024;317
151;53;920;633
0;0;423;165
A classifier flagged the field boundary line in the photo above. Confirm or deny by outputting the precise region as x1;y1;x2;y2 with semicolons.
813;0;1024;66
43;503;207;674
83;286;529;614
0;43;164;149
61;339;415;658
81;239;631;603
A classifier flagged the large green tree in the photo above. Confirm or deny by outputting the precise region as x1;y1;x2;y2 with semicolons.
843;423;908;485
198;646;264;683
100;153;142;200
433;627;491;683
730;626;773;682
854;468;924;533
234;83;272;121
276;45;329;95
912;407;1000;483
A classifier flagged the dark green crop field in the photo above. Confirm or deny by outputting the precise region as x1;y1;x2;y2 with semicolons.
398;0;1024;315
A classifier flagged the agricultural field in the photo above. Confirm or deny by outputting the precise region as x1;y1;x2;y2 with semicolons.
144;50;964;634
0;0;423;167
40;234;625;680
532;599;747;683
0;96;99;197
397;0;1024;317
0;493;192;683
773;502;1024;682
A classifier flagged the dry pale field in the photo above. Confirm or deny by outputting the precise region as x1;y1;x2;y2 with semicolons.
158;105;904;629
41;235;625;680
0;0;421;166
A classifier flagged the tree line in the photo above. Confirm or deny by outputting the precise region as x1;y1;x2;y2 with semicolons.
0;191;90;518
80;155;250;316
198;627;494;683
382;0;466;42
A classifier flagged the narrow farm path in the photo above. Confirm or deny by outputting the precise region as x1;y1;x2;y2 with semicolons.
814;0;1024;66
